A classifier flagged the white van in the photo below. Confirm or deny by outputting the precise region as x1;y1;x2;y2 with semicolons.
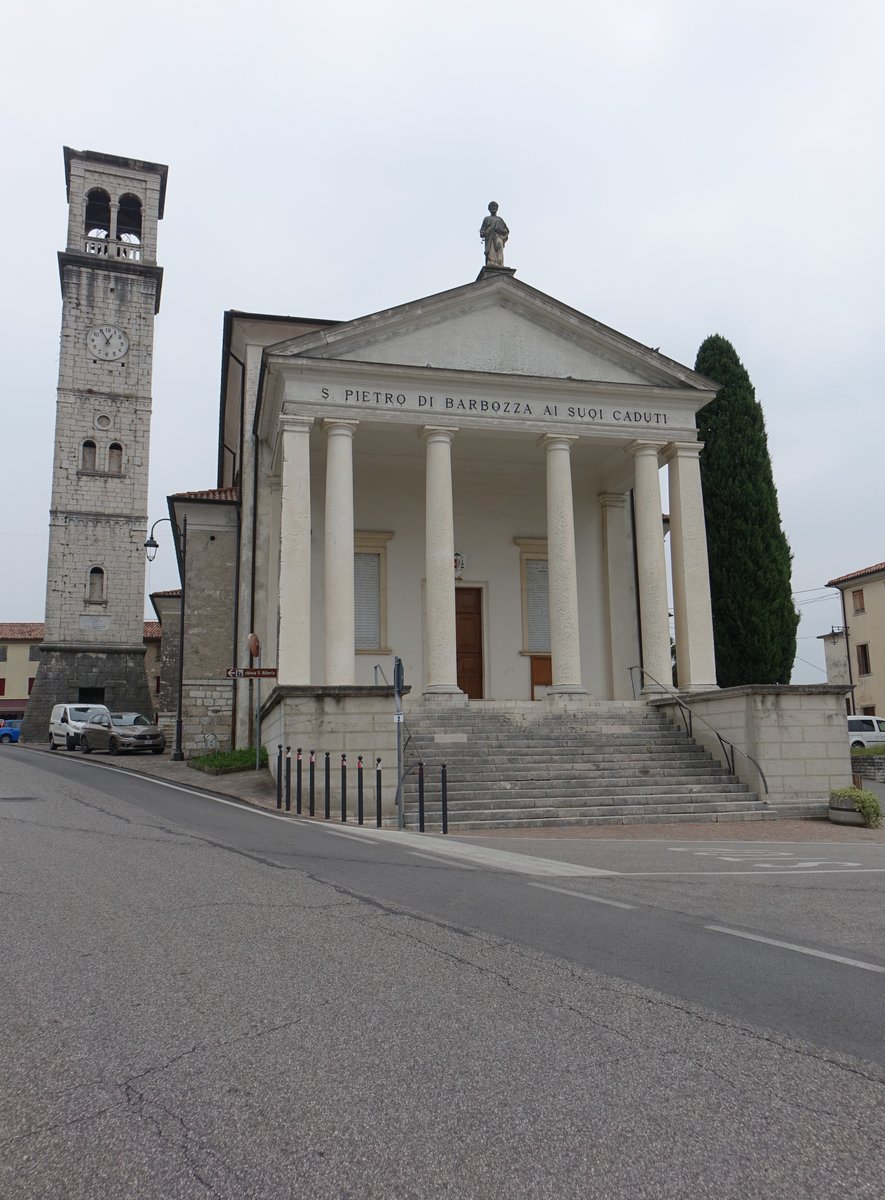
847;715;885;750
49;703;111;751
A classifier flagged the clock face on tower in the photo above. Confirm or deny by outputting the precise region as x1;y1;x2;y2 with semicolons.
86;325;130;361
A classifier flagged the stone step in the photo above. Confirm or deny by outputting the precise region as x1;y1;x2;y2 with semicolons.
404;759;727;776
405;803;769;831
405;786;752;812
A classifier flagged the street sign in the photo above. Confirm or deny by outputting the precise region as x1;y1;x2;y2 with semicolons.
227;667;278;679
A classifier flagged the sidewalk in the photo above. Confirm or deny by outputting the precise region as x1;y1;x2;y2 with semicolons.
51;748;885;845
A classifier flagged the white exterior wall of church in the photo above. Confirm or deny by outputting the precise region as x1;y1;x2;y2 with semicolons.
296;445;614;701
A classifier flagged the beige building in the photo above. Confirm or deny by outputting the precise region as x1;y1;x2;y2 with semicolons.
824;562;885;715
164;277;722;753
157;270;851;815
0;623;161;721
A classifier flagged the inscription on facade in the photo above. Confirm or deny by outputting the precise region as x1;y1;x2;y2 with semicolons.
318;386;670;428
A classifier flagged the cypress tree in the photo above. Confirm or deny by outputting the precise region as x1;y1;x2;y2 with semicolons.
694;334;799;686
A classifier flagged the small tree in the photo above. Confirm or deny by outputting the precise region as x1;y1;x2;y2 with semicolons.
694;334;799;686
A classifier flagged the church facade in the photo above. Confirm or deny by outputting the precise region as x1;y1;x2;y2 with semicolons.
168;267;721;783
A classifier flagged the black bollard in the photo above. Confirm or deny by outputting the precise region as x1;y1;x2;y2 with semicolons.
276;745;283;809
357;755;364;825
284;747;291;812
418;761;425;833
441;763;448;835
375;757;382;827
309;750;316;817
340;753;347;823
296;748;303;815
324;752;331;820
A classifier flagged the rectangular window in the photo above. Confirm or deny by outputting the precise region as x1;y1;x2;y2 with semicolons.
0;679;5;696
515;538;551;653
862;705;877;716
354;532;393;654
857;643;871;676
852;589;865;614
28;677;35;695
155;675;161;694
29;644;40;661
0;646;6;662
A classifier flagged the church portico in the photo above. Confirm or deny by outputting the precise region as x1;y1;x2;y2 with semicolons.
262;382;682;706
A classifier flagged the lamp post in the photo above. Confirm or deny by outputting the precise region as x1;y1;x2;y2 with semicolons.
144;514;187;761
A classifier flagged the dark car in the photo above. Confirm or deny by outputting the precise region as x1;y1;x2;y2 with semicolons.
0;719;22;745
80;712;166;755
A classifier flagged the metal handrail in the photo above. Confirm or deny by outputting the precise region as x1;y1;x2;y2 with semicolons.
629;666;769;796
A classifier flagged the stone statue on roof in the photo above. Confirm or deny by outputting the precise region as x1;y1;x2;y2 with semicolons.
479;201;509;268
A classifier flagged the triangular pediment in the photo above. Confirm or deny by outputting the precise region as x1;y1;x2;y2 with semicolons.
266;275;714;393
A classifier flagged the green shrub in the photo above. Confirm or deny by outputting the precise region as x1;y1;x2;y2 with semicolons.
829;786;882;828
189;747;268;773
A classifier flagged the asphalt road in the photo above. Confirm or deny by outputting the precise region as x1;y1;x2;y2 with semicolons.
1;746;883;1199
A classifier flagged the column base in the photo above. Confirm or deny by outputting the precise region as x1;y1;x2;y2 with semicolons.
421;686;468;707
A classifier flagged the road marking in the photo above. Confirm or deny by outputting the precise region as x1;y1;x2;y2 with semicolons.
529;883;636;909
705;925;885;974
320;826;381;844
409;851;477;870
614;868;885;877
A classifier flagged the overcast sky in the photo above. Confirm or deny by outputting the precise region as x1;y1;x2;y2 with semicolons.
3;0;882;683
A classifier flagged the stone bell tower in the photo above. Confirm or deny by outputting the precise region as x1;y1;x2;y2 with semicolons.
22;148;168;741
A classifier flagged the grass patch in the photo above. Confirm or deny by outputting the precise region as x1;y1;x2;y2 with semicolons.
849;744;885;756
189;747;268;775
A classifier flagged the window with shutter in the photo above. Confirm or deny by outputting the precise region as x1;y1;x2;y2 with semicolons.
514;538;551;653
355;553;381;650
353;532;393;653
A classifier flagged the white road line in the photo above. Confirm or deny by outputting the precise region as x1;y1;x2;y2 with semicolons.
320;826;381;843
705;925;885;974
409;851;477;870
613;868;885;877
529;883;636;909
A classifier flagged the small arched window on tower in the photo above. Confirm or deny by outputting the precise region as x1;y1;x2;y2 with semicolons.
84;189;111;256
117;194;142;261
108;442;123;474
81;439;97;471
87;566;105;604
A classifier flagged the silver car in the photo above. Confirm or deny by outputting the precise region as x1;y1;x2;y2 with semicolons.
80;712;166;756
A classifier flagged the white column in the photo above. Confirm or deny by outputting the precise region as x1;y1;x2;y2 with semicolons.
277;415;313;685
599;492;638;700
542;434;585;693
630;440;671;693
323;420;358;684
422;427;461;695
663;442;717;690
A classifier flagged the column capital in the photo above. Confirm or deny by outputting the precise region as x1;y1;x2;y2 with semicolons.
627;439;665;460
538;433;578;451
598;491;629;510
278;412;314;434
661;440;703;464
321;418;359;436
420;425;458;443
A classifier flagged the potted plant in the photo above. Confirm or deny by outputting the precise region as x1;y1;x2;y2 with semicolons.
829;786;882;828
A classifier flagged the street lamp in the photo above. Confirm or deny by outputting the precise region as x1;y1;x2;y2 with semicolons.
144;514;187;761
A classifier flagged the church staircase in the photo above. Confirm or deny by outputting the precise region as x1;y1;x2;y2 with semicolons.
401;701;777;831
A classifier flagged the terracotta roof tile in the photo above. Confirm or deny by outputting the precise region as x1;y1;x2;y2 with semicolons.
171;487;239;502
150;588;182;599
1;621;163;641
0;622;45;640
826;562;885;587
